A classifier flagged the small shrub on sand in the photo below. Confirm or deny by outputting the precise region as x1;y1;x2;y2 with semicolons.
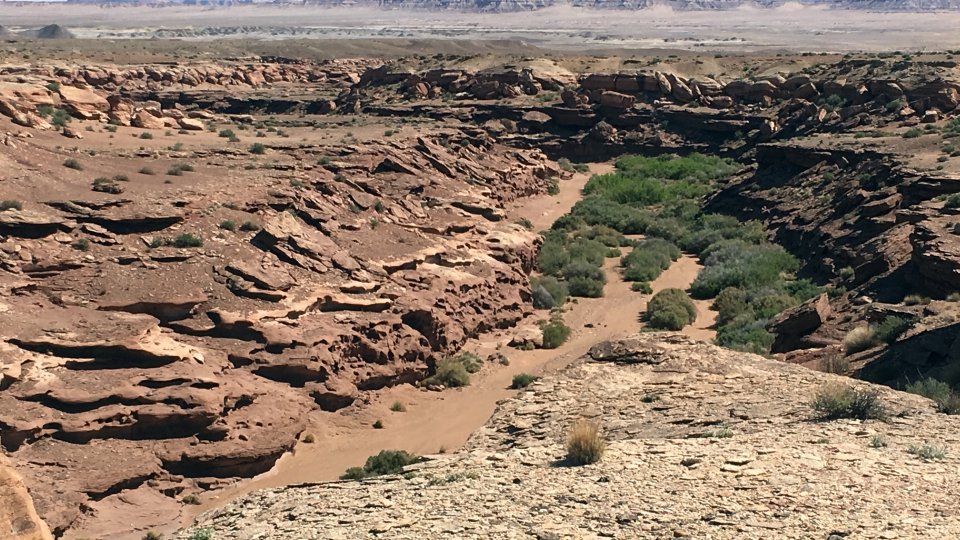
340;450;420;480
511;373;539;389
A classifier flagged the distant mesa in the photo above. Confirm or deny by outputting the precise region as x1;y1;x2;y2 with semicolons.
29;24;76;40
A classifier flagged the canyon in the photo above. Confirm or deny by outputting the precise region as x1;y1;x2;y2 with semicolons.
0;34;958;540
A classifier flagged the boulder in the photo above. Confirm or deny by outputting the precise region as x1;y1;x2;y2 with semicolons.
131;109;165;130
178;117;205;131
57;86;108;119
598;91;635;110
768;294;831;353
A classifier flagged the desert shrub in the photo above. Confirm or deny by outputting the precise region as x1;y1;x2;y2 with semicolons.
843;326;878;355
839;266;855;280
902;127;923;139
0;200;22;211
646;288;697;330
570;196;650;234
691;241;799;298
50;108;71;128
811;384;886;421
537;231;570;276
565;420;605;466
422;355;473;388
713;287;749;325
511;373;539;389
874;316;911;343
239;221;261;232
515;217;534;230
631;282;652;293
715;314;775;353
621;238;680;282
562;260;606;297
373;419;384;429
341;450;421;480
63;158;83;170
906;378;953;403
173;233;203;248
249;142;267;154
72;238;90;251
139;132;153;140
531;276;568;309
390;401;406;412
219;220;237;231
181;494;201;505
908;443;946;460
903;294;930;305
944;193;960;209
139;167;155;175
218;128;236;138
540;313;571;349
821;353;849;374
167;164;194;176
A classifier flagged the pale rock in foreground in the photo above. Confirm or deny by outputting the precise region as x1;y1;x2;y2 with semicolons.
179;335;960;539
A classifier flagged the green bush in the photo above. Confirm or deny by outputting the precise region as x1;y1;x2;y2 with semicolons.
621;238;679;282
422;356;473;388
690;241;799;298
646;288;697;330
874;316;911;343
63;158;83;170
562;260;606;298
906;378;953;403
340;450;421;480
219;220;237;231
945;193;960;209
239;221;261;232
631;282;652;293
511;373;539;389
811;384;886;421
173;233;203;248
715;314;775;354
541;313;571;349
531;276;568;309
249;143;267;154
903;127;924;139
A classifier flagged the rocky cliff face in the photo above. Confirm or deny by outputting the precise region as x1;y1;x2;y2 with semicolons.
178;335;960;539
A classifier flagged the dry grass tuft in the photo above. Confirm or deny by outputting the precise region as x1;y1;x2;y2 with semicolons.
565;419;606;466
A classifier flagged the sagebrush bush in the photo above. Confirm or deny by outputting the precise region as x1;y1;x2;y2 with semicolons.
906;378;953;403
531;276;569;309
821;353;849;374
811;384;886;421
646;288;697;330
511;373;539;389
422;356;472;388
341;450;420;480
0;200;22;211
874;316;911;343
843;326;878;355
565;420;605;466
541;313;571;349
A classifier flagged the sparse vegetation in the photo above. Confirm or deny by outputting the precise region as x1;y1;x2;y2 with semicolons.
390;401;406;412
340;450;421;480
421;353;480;388
302;433;315;443
0;200;22;211
821;353;849;374
63;158;83;170
219;220;237;231
181;494;201;505
565;419;605;465
372;419;384;429
249;143;267;155
511;373;539;389
843;326;878;355
540;312;572;349
140;132;154;140
811;384;886;421
874;316;911;344
908;443;946;461
167;163;194;176
139;167;155;175
72;238;90;251
902;127;924;139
